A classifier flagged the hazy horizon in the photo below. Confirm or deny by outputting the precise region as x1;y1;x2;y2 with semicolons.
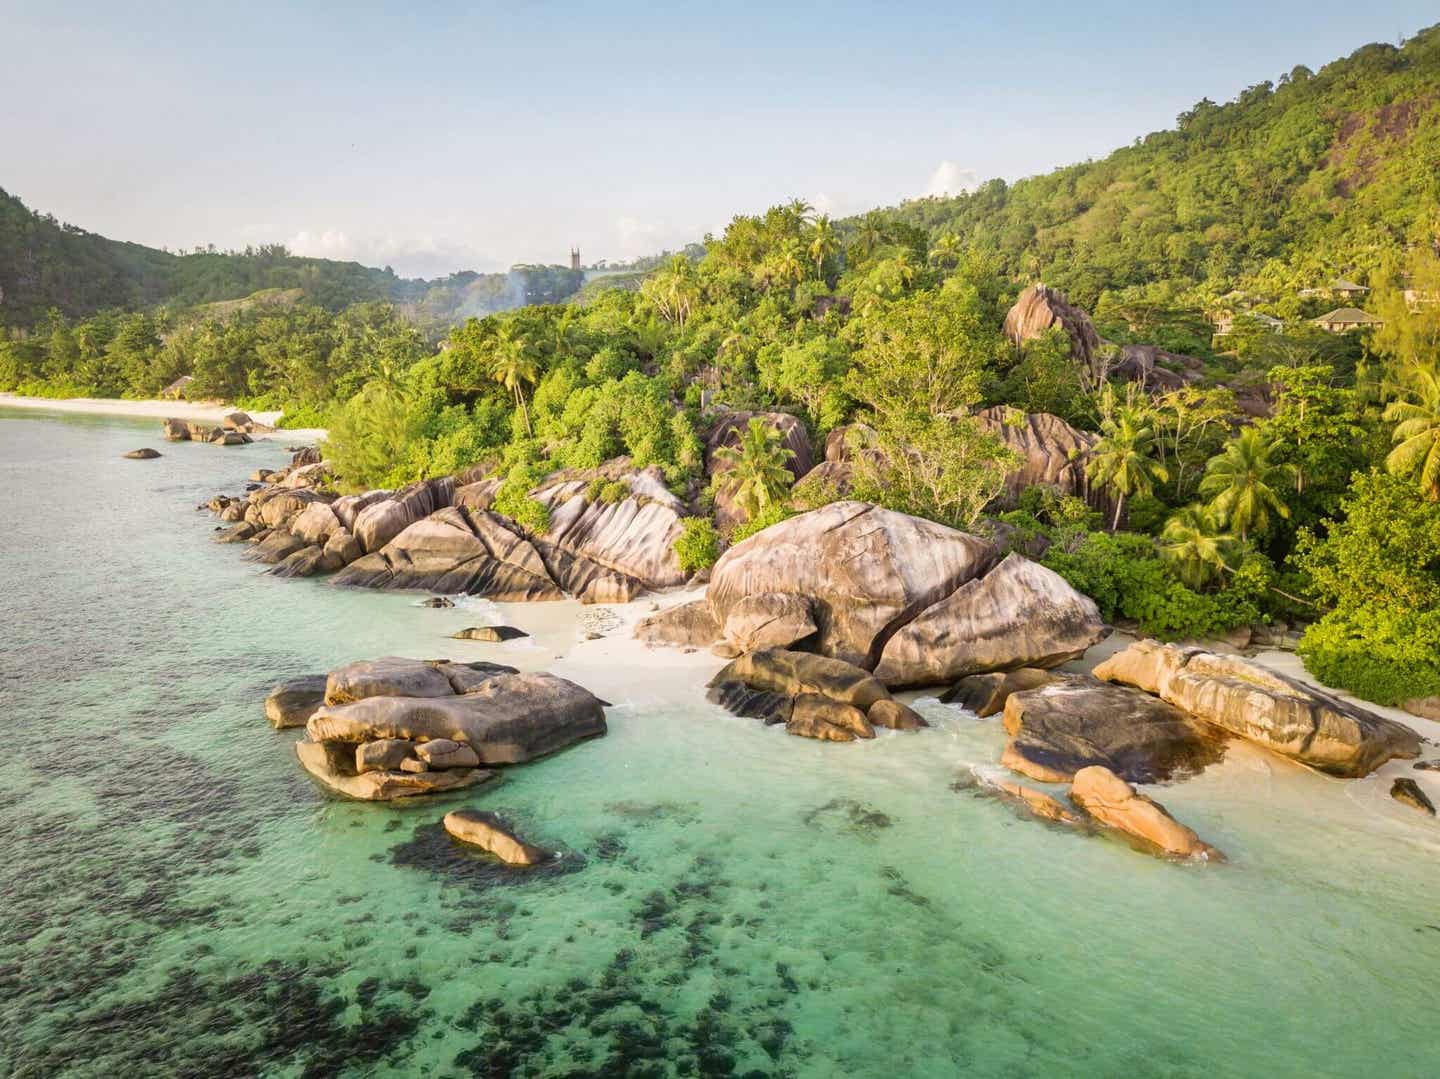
3;0;1435;278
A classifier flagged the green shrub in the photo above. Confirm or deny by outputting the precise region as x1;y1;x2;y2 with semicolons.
674;517;720;573
1299;608;1440;706
728;503;794;544
596;480;629;504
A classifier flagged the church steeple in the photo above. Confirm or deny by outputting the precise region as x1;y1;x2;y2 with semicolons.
570;247;581;271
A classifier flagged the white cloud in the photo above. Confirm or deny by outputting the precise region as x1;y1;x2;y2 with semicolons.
923;161;980;199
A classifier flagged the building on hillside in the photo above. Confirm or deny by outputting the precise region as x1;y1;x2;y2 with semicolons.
161;375;194;399
570;247;581;271
1404;288;1439;310
1213;311;1283;336
1299;278;1370;301
1313;307;1384;333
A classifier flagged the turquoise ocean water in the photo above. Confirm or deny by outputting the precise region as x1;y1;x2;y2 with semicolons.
2;407;1438;1078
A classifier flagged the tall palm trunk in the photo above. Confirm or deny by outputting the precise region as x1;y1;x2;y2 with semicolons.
1112;491;1125;532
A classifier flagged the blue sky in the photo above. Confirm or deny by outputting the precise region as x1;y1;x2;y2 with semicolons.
2;1;1434;277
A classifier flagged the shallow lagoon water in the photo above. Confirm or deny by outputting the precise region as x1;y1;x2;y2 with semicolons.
3;408;1438;1078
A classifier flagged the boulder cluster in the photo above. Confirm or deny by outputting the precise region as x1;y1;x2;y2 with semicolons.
163;410;272;446
640;500;1107;686
270;656;606;801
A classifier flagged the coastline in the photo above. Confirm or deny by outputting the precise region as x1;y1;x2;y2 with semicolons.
0;392;326;443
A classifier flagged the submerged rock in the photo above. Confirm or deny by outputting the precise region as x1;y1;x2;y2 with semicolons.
1390;778;1436;816
705;681;793;725
123;447;161;459
1093;640;1422;777
1069;765;1222;861
874;553;1106;688
444;810;548;866
986;779;1082;825
451;625;529;642
420;596;456;608
1001;675;1225;784
264;675;328;729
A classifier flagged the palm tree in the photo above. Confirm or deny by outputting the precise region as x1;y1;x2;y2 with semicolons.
1383;362;1440;500
641;254;700;331
808;215;839;281
1086;411;1168;531
1198;426;1295;542
714;418;795;522
854;212;886;260
928;232;963;269
488;325;539;436
785;197;815;225
1159;505;1236;589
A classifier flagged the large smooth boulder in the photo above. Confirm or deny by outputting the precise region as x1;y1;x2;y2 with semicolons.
708;502;998;669
451;625;529;643
1003;284;1102;374
353;478;454;554
786;694;874;742
334;506;563;600
710;649;890;712
972;407;1096;505
415;738;481;769
941;668;1059;717
875;554;1105;688
265;675;328;729
324;657;463;705
246;529;308;565
721;593;817;653
530;464;688;591
1391;778;1435;816
1001;675;1226;784
444;810;548;865
635;599;720;648
308;672;606;764
356;738;415;773
867;698;927;731
123;447;162;460
254;487;328;530
1070;765;1222;860
705;681;794;725
161;418;190;441
1093;640;1422;777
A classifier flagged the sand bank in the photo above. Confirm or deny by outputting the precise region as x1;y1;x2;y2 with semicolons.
0;393;325;442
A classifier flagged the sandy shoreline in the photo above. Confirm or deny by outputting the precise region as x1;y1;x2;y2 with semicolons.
0;393;326;442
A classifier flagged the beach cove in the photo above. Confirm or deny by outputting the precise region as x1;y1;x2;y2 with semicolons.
3;405;1439;1078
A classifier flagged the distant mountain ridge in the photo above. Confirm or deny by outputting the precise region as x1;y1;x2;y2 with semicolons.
0;187;582;329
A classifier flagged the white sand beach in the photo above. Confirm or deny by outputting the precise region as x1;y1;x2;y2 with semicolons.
0;393;326;442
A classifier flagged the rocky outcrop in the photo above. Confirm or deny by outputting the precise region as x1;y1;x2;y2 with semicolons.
1069;765;1222;860
1093;640;1422;777
162;418;190;441
706;648;924;743
353;478;455;554
721;593;817;653
531;464;687;592
941;668;1058;717
1003;284;1102;374
295;738;494;801
1001;675;1226;784
1390;778;1435;816
290;656;605;800
334;507;563;601
123;447;162;459
1114;344;1199;392
308;670;606;764
264;675;328;729
708;502;998;669
874;554;1105;687
972;407;1095;505
444;810;548;865
635;599;720;648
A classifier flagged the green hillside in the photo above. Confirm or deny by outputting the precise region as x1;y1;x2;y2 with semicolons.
863;27;1440;310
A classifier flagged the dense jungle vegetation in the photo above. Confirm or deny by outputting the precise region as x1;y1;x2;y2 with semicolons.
4;25;1440;706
